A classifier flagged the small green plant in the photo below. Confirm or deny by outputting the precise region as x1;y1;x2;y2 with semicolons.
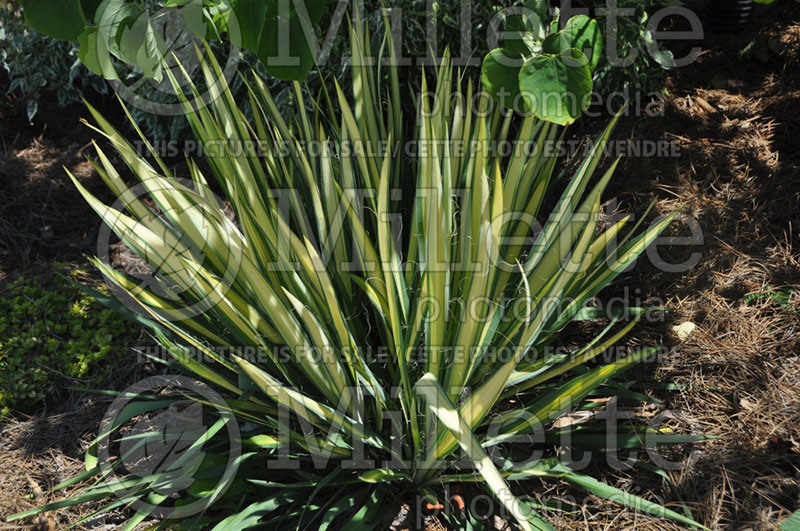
10;15;711;530
481;2;603;124
0;264;136;417
744;286;795;311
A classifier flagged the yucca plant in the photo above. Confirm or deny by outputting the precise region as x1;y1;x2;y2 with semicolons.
9;14;710;531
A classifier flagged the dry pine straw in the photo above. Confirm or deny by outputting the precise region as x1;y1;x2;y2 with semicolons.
533;11;800;530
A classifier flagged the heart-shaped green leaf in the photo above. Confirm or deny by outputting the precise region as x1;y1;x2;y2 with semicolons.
503;14;534;56
541;33;561;55
78;26;116;78
503;12;545;55
234;0;328;79
116;17;164;80
481;48;527;111
96;0;144;58
519;48;592;125
558;15;603;70
258;9;316;81
22;0;86;41
231;0;267;50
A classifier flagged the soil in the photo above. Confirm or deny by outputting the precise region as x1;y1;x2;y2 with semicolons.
0;2;799;529
541;4;800;529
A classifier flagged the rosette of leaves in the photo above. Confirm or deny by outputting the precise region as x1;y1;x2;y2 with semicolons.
9;13;712;531
481;2;602;125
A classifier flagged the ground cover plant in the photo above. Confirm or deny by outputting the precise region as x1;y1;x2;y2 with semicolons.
7;14;715;530
0;263;136;417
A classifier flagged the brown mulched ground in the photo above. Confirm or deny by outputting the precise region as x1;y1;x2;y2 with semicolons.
1;3;799;530
0;95;127;277
539;4;800;529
